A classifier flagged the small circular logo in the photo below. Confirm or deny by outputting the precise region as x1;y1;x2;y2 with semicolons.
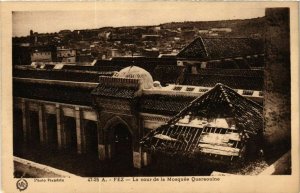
16;178;28;191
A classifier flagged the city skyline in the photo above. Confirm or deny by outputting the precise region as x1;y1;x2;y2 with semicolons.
13;8;265;37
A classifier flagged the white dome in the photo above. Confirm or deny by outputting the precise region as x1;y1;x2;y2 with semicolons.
113;66;154;89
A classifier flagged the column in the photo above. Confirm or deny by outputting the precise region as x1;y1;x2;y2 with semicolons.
38;104;46;144
133;147;142;169
56;104;63;150
98;144;106;161
21;99;28;143
81;120;87;154
97;119;106;160
142;151;151;167
106;144;112;159
75;107;82;154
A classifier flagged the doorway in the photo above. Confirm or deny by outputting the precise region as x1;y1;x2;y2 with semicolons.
110;124;133;168
13;109;23;150
84;121;98;155
29;111;40;145
46;114;58;148
64;117;77;152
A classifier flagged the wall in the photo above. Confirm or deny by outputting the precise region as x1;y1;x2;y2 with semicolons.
264;8;291;160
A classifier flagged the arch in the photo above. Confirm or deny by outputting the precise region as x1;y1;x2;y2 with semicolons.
102;116;134;168
103;116;133;136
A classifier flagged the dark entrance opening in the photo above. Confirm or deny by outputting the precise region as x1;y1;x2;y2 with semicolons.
111;124;133;169
46;114;58;148
64;117;77;152
85;121;98;155
29;111;40;145
13;109;23;151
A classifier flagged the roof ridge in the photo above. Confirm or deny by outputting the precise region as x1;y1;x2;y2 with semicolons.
218;83;233;107
221;83;263;110
199;36;209;58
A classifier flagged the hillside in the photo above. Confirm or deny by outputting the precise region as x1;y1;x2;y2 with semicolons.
161;17;266;38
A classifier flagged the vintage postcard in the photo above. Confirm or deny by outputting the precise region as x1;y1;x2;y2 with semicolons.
1;1;299;193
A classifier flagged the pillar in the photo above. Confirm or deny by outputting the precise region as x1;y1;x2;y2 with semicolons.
75;107;82;154
21;99;28;143
38;104;47;144
142;151;151;167
56;104;63;150
81;120;87;154
97;118;106;160
133;147;142;169
106;144;112;159
98;144;106;161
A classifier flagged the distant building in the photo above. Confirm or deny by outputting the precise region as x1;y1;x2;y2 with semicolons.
211;28;232;33
142;48;160;58
76;49;94;63
98;31;111;40
30;45;57;63
198;29;209;34
142;35;161;41
58;30;72;38
57;47;76;63
107;49;122;59
152;26;161;33
31;51;52;62
181;30;196;39
208;33;219;37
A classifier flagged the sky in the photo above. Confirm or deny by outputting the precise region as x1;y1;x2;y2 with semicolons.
13;7;265;37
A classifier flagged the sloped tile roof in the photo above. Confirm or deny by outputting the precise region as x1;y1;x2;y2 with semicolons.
196;69;263;77
152;65;184;86
177;37;264;60
140;94;196;116
183;73;263;90
141;83;263;162
177;37;208;59
92;83;138;99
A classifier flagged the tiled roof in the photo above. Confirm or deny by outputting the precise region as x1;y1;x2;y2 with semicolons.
177;37;264;60
13;68;111;83
92;83;138;99
62;65;122;72
152;65;184;86
177;37;207;59
141;84;263;161
13;80;94;106
183;73;263;91
203;37;264;59
140;94;196;116
196;69;263;77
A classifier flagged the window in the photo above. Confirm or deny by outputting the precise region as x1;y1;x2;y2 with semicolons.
199;88;208;92
186;87;195;92
242;90;254;95
173;86;182;91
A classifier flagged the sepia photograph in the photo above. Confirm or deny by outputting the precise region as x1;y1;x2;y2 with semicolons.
1;2;299;193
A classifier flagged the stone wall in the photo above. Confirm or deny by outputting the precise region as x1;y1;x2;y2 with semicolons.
264;8;291;161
